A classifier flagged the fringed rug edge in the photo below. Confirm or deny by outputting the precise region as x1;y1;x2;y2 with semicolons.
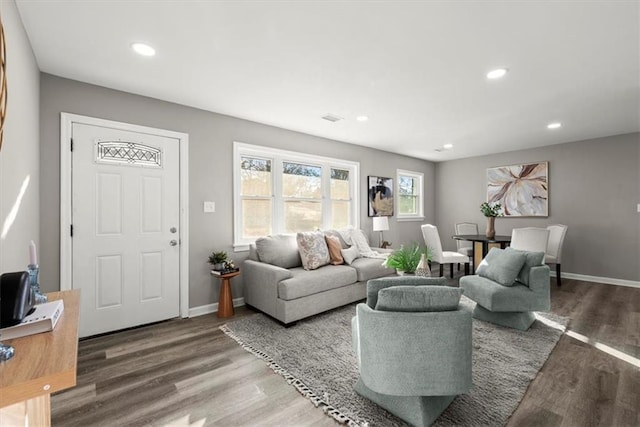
219;323;364;427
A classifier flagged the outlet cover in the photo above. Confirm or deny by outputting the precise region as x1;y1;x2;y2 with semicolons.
204;201;216;213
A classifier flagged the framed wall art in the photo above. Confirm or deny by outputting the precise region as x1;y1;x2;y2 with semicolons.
486;162;548;217
368;176;394;216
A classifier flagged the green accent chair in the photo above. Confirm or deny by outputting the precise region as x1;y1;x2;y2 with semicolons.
460;247;551;331
352;276;472;426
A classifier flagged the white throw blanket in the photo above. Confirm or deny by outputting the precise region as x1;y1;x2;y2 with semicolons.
338;228;388;259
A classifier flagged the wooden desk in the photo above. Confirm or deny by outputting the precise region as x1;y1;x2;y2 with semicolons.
211;270;240;318
452;234;511;271
0;290;80;426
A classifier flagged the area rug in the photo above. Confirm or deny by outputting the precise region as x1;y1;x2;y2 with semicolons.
220;297;568;426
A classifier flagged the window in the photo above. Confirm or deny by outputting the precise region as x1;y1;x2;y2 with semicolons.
234;142;359;249
397;169;424;220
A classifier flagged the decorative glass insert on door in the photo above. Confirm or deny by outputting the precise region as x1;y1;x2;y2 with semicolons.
96;141;162;168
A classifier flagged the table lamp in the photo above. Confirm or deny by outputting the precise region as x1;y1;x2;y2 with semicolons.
372;216;389;248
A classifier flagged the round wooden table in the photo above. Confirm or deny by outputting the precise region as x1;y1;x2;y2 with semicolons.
211;270;240;318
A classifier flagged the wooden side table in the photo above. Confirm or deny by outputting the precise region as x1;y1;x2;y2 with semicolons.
0;290;80;426
211;270;240;318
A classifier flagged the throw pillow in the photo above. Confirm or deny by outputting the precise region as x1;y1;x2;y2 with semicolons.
375;286;463;312
366;276;447;308
325;235;344;265
296;231;330;270
324;229;349;249
505;247;546;286
476;247;527;286
341;246;360;265
255;234;302;269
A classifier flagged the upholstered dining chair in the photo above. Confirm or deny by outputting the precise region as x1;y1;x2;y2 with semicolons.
510;227;550;253
421;224;469;278
455;222;478;269
545;224;568;287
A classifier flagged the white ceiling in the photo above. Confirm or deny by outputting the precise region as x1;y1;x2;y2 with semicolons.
16;0;640;161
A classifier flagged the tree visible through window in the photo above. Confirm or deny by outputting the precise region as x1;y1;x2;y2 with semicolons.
397;169;424;219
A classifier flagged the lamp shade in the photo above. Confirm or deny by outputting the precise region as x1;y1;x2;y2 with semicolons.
372;216;389;232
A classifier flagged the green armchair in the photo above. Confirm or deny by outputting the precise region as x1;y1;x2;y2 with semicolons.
352;276;472;426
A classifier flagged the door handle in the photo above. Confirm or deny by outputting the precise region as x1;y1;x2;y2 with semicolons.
169;240;178;246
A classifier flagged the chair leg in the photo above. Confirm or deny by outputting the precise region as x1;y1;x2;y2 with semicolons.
464;263;469;276
556;264;562;287
439;264;443;277
457;263;460;271
450;263;454;278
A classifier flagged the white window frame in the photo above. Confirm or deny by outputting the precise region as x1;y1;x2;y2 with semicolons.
396;169;424;221
233;142;360;251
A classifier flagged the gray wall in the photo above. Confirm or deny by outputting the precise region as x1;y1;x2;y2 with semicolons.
435;133;640;281
0;0;40;272
39;74;435;308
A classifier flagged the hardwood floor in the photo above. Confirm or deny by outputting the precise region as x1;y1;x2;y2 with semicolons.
51;277;640;426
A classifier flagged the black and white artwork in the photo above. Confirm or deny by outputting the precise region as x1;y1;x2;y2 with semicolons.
368;176;393;216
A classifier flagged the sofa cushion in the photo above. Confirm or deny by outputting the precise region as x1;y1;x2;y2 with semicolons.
325;235;344;265
460;274;549;312
341;246;360;265
278;265;358;300
505;247;546;286
375;286;463;312
255;234;301;269
349;257;395;282
366;276;447;308
297;231;330;270
476;247;527;287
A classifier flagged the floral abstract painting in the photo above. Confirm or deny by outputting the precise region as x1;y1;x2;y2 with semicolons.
487;162;548;217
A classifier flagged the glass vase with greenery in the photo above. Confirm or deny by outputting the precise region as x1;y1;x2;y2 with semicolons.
480;201;503;217
383;243;432;274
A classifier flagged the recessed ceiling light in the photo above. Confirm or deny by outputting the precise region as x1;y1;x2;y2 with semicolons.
486;68;508;79
443;143;454;149
547;122;562;129
356;115;369;122
131;42;156;57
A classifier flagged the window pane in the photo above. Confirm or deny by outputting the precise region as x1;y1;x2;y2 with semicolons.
331;201;350;229
242;199;272;238
282;162;322;198
241;157;271;197
331;168;350;200
399;176;416;196
399;195;418;215
284;201;322;232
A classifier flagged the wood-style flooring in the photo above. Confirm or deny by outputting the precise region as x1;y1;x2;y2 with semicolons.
51;276;640;426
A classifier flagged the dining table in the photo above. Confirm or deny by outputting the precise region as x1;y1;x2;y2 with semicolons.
452;234;512;272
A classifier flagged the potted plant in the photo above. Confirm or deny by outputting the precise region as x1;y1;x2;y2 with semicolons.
383;243;432;275
208;250;228;271
480;201;504;239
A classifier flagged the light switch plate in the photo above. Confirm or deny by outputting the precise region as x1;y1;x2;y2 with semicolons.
204;201;216;213
637;203;640;213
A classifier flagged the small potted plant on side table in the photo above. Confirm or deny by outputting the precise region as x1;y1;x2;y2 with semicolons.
208;251;228;271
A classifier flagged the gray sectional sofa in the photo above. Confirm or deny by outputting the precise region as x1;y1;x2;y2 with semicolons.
243;232;395;325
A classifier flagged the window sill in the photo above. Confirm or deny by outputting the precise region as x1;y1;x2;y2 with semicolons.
396;216;425;222
233;244;250;252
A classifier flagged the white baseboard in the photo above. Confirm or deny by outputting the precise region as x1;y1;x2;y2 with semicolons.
189;297;245;317
551;271;640;288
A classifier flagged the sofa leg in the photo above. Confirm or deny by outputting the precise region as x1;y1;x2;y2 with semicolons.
556;264;562;287
439;264;444;277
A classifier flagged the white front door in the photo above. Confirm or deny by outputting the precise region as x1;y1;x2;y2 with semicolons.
71;122;181;337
